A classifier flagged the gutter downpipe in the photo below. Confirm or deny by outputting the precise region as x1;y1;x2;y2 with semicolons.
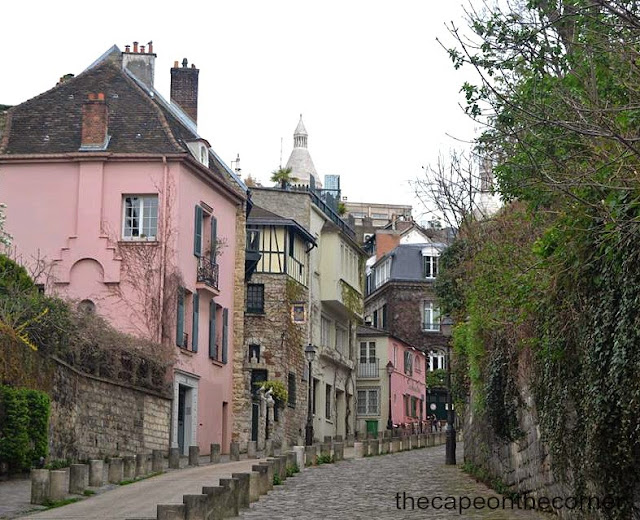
159;156;169;343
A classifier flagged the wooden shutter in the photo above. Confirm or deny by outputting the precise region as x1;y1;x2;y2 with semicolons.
209;300;217;360
194;205;203;257
210;216;218;263
192;293;199;352
221;307;229;364
176;287;184;346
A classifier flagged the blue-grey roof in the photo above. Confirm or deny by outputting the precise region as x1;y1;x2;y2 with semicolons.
376;243;447;281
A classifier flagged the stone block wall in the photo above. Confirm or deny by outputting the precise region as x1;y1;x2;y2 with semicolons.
49;357;171;461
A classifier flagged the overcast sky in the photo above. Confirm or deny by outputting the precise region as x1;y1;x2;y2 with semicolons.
2;1;478;222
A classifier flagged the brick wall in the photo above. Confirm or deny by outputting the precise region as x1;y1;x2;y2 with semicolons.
49;358;171;460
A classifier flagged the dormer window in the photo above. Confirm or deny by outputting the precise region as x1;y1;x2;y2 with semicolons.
200;145;208;165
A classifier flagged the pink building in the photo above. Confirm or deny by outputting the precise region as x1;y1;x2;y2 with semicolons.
355;326;427;437
0;43;248;455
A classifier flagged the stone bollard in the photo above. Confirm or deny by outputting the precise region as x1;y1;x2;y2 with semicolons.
169;447;180;469
333;442;344;461
108;457;123;484
230;441;240;461
370;439;380;456
251;465;269;495
304;445;317;466
427;433;434;447
188;445;200;467
334;434;343;442
89;459;104;487
411;434;418;449
152;449;164;473
320;442;331;458
248;471;261;502
346;434;355;447
69;464;88;494
381;439;389;455
265;439;274;457
123;456;136;480
392;439;401;453
218;478;240;517
247;441;257;459
286;451;297;471
259;461;275;490
277;455;288;480
362;440;370;456
49;470;67;502
157;503;186;520
30;469;50;505
231;473;251;509
136;453;149;477
323;435;332;443
210;443;221;464
293;446;305;469
266;458;281;484
354;442;364;458
183;494;208;520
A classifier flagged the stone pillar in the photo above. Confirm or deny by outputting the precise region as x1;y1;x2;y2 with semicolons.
333;442;344;461
247;441;257;459
89;459;104;487
370;439;380;456
210;443;221;463
304;445;317;466
108;458;123;484
30;469;50;505
152;449;164;473
136;453;149;477
169;447;180;469
293;446;305;469
49;470;67;502
354;442;364;458
69;464;88;494
123;456;136;480
230;441;240;461
265;439;274;457
188;445;200;466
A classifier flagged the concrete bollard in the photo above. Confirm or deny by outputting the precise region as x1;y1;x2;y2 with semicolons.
210;443;221;464
157;503;186;520
304;445;316;466
370;439;380;456
136;453;149;477
30;469;50;505
411;434;418;449
333;442;344;461
123;456;136;480
108;458;123;484
259;461;275;490
231;473;251;509
152;449;164;473
69;464;88;494
247;441;257;459
286;451;297;470
169;447;180;469
265;439;274;457
277;455;288;479
354;442;364;458
89;459;104;487
334;434;343;442
362;440;370;456
293;446;305;469
49;470;67;502
248;471;261;502
320;442;331;458
252;465;270;495
183;494;208;520
392;439;401;453
346;433;355;447
266;458;281;483
381;439;390;454
218;478;240;517
323;435;332;443
230;441;240;461
188;445;200;467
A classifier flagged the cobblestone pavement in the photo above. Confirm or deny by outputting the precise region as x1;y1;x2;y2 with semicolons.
239;444;546;520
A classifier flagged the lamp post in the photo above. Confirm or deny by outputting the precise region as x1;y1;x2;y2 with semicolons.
440;316;456;465
305;344;317;446
386;361;394;432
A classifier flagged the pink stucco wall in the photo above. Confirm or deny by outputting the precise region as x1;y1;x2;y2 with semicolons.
388;338;427;427
0;156;239;453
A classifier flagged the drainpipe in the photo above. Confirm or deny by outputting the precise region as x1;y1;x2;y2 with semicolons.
158;156;169;343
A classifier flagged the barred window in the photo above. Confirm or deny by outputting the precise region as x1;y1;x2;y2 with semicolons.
246;284;264;313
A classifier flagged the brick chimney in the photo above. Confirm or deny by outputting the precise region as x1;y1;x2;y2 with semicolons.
80;93;109;150
170;58;199;124
122;40;156;88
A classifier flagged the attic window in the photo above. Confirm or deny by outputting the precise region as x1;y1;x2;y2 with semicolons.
200;145;209;166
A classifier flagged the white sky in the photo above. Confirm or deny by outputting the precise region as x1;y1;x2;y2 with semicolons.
1;1;478;222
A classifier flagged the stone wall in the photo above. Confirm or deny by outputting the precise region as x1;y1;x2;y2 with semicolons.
49;357;171;461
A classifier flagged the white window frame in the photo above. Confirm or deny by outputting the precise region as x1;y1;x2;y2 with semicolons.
424;255;438;279
359;341;376;364
122;195;158;240
422;301;440;332
357;388;380;416
321;316;331;348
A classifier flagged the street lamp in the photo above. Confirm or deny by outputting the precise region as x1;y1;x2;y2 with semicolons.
305;344;317;446
386;361;394;431
440;315;456;465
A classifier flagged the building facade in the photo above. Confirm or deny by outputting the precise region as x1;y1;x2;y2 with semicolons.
0;43;247;455
355;326;427;437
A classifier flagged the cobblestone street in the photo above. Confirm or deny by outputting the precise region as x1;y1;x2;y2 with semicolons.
239;444;545;520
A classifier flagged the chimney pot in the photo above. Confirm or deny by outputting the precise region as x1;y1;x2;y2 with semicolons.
191;64;196;68
133;41;139;53
174;60;179;68
125;45;131;52
182;58;188;67
140;45;145;53
148;41;153;54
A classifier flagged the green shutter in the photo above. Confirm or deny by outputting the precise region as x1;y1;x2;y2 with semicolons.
209;300;217;360
194;205;203;257
176;287;184;346
222;307;229;364
210;216;218;263
192;293;199;352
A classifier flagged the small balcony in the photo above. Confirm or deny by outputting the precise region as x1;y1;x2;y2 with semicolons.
357;359;379;379
245;228;261;279
197;257;219;291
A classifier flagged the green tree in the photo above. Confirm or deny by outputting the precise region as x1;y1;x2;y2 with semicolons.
270;167;298;189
